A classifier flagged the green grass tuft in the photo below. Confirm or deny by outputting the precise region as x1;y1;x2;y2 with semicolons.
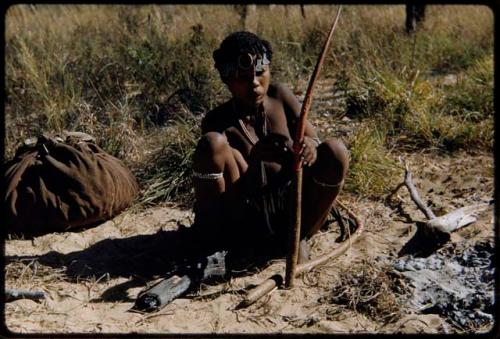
345;123;402;198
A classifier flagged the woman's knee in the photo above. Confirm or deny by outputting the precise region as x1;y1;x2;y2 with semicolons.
193;132;231;169
315;139;350;180
196;132;229;154
324;139;349;171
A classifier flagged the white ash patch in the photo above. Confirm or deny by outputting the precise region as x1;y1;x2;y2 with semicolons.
392;239;494;332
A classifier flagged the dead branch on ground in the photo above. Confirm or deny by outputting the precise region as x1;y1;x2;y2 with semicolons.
395;160;492;256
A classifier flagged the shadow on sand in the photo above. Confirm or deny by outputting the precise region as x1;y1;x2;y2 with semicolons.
6;227;284;302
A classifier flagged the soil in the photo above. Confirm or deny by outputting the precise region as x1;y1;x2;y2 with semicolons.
4;148;494;335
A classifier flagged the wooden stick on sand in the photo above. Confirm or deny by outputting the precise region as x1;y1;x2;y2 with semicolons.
286;5;343;289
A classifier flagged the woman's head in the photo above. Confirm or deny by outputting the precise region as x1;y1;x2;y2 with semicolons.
213;31;273;80
213;31;273;108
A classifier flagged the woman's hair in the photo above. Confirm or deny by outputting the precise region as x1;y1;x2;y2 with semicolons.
213;31;273;79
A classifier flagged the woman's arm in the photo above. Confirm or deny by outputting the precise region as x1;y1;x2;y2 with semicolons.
271;83;319;141
201;101;233;134
271;83;320;166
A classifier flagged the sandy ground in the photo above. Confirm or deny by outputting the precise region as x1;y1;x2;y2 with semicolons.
4;150;494;335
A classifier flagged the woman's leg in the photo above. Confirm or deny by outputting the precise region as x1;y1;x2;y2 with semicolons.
300;138;350;239
192;132;247;235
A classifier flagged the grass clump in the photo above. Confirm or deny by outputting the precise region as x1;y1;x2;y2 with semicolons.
442;56;494;120
345;123;401;198
343;65;493;152
136;113;201;207
322;260;410;324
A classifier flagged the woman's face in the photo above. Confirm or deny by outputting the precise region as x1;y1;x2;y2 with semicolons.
225;61;270;109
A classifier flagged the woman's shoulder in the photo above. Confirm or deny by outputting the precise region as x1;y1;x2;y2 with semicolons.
268;82;295;99
268;82;301;118
201;100;234;133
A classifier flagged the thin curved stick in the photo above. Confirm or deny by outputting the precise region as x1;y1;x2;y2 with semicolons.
286;5;343;289
239;199;364;308
293;5;343;159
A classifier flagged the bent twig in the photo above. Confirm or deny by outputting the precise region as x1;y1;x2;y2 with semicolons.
403;167;435;220
397;161;493;255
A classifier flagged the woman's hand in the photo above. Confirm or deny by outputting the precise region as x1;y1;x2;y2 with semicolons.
249;133;319;168
250;133;293;165
300;136;320;167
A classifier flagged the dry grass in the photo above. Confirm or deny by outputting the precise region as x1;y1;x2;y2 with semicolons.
5;259;67;290
4;4;493;204
135;112;200;206
321;259;410;324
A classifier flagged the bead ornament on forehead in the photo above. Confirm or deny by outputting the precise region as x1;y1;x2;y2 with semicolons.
219;52;270;79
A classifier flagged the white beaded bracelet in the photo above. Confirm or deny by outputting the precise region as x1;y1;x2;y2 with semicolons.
192;171;224;180
303;136;321;147
312;137;321;146
312;176;344;188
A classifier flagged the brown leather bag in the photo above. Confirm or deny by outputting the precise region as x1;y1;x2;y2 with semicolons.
4;132;139;236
